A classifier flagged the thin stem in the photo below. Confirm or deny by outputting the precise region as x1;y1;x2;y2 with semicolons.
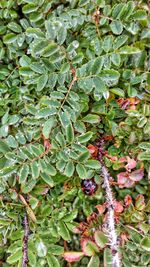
97;139;120;267
22;213;30;267
58;67;77;112
4;66;18;83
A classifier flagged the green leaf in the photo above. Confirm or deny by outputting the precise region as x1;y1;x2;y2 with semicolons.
57;27;67;45
110;53;121;66
104;248;112;266
0;165;17;177
21;179;37;193
8;22;22;33
76;163;87;179
66;123;74;143
119;46;141;54
110;20;123;35
83;240;99;256
40;172;54;187
79;0;90;6
42;43;59;57
48;245;64;255
113;35;128;50
110;88;125;97
37;74;48;91
57;221;71;241
138;142;150;151
132;10;147;20
31;161;39;179
100;70;120;87
0;140;11;153
102;35;113;53
94;231;108;248
77;131;93;143
36;108;57;118
19;67;34;76
23;3;38;14
64;161;75;177
47;254;60;267
3;33;17;44
138;152;150;161
42;117;56;139
85;160;101;169
45;163;57;176
7;248;22;264
59;111;70;128
36;240;47;257
78;151;90;162
77;77;93;93
87;255;100;267
140;237;150;252
19;164;29;183
82;114;100;124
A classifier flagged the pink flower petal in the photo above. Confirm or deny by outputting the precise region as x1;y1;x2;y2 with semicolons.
129;169;144;181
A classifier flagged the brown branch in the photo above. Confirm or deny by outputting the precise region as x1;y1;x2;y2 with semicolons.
97;138;120;267
22;213;30;267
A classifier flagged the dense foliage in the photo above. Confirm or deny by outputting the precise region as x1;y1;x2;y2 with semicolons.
0;0;150;266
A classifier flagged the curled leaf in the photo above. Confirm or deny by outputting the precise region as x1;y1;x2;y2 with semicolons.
63;252;84;262
129;169;144;181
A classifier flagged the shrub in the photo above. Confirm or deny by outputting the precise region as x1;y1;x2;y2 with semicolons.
0;0;149;266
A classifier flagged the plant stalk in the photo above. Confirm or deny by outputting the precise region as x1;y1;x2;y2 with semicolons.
22;213;30;267
97;139;120;267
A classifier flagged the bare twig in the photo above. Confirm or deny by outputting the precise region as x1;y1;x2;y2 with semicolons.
97;138;120;267
59;67;77;112
22;213;30;267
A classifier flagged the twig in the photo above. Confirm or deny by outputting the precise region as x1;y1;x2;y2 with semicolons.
97;138;120;267
4;66;18;82
22;213;30;267
59;67;77;112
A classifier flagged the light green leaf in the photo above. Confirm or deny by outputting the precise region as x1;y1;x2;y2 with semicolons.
36;240;47;257
37;74;48;91
57;221;71;240
140;237;150;252
64;161;75;177
41;172;54;187
19;164;29;183
59;111;70;128
66;123;74;143
47;254;60;267
31;161;40;179
77;131;93;143
76;163;87;179
82;114;100;124
110;88;125;97
85;160;101;169
3;33;17;44
7;248;22;264
110;20;123;35
94;231;108;248
42;117;56;139
87;255;100;267
119;46;141;54
138;152;150;161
